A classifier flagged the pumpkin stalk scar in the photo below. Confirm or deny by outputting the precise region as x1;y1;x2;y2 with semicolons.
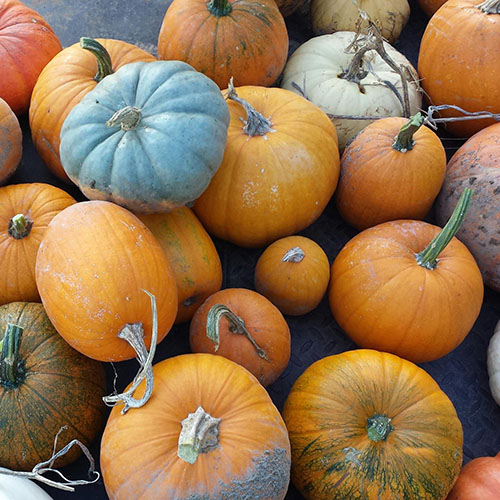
8;213;33;239
106;106;142;131
282;246;305;263
207;0;232;17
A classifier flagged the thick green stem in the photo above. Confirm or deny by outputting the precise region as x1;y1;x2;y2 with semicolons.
8;214;33;239
282;246;305;263
367;415;393;442
0;323;24;388
207;0;232;16
415;188;473;270
106;106;142;131
80;37;114;82
476;0;500;14
206;304;268;360
392;113;424;152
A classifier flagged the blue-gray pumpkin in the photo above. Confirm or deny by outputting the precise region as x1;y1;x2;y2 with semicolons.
59;60;230;213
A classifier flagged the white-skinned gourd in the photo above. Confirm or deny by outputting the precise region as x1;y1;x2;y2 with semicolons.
488;320;500;407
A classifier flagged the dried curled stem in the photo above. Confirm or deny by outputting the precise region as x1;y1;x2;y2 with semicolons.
424;104;500;130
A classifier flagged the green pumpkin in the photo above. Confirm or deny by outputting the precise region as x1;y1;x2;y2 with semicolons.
60;60;230;213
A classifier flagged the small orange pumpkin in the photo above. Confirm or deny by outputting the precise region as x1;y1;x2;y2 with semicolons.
189;288;291;386
255;235;330;315
0;97;22;184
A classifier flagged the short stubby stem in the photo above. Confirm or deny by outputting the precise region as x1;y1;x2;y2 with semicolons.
476;0;500;14
282;246;305;263
106;106;142;131
367;414;393;442
8;214;33;239
392;113;424;152
0;323;25;388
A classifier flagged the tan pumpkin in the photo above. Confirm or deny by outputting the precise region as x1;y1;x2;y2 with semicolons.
0;97;22;184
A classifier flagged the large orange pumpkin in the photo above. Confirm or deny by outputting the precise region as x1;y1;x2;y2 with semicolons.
283;349;464;499
193;84;340;247
0;96;22;184
35;200;178;362
100;353;291;500
29;37;156;181
157;0;289;89
0;183;76;306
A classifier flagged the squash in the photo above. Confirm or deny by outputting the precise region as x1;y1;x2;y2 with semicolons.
0;302;106;471
29;37;156;182
193;83;340;248
100;353;291;500
282;349;463;500
254;235;330;315
447;451;500;500
0;183;76;306
487;320;500;407
281;31;422;151
435;122;500;291
59;60;230;214
137;207;222;323
189;288;291;386
157;0;289;89
417;0;448;16
418;0;500;137
329;189;484;363
0;0;62;115
0;97;22;184
0;476;53;500
311;0;410;43
336;113;446;230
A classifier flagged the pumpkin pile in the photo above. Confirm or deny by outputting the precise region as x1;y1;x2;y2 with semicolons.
1;0;500;499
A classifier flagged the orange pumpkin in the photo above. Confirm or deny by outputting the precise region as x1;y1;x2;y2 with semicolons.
100;353;291;500
193;84;340;247
329;189;484;363
336;113;446;230
254;235;330;315
418;0;500;137
189;288;291;386
158;0;288;89
0;183;76;306
417;0;448;16
29;37;156;181
283;349;463;500
0;97;22;184
35;200;178;362
137;207;223;323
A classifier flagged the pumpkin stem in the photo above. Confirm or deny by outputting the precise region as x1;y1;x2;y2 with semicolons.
282;246;305;263
0;323;25;388
80;37;114;82
207;0;232;16
226;77;275;137
367;414;393;442
178;406;221;464
102;290;158;414
476;0;500;14
338;45;371;84
392;113;424;152
415;188;473;270
206;303;268;360
8;213;33;239
106;106;142;131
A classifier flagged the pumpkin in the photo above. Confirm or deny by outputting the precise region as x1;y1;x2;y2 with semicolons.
417;0;448;16
0;183;76;306
329;189;484;363
254;235;330;315
418;0;500;137
311;0;410;43
100;353;291;500
0;302;106;471
59;60;230;214
193;83;340;248
281;31;422;151
274;0;308;16
447;451;500;500
0;0;62;115
29;37;156;182
282;349;464;500
336;113;447;230
0;97;21;184
157;0;289;89
435;122;500;291
137;207;223;323
487;320;500;407
0;475;53;500
189;288;291;386
35;200;178;362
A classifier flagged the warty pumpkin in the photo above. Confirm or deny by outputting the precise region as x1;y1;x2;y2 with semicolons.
283;349;464;500
0;97;21;184
100;353;291;500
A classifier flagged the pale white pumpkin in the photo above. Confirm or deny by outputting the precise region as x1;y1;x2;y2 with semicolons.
311;0;410;43
0;475;53;500
280;31;422;151
487;319;500;407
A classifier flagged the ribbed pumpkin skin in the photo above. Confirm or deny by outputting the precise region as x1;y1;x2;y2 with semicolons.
283;349;463;500
137;207;223;323
417;0;448;16
0;97;21;184
101;353;291;500
35;201;178;362
157;0;288;89
0;0;62;115
0;302;107;471
193;86;340;248
59;60;230;214
0;183;76;305
29;39;156;181
336;116;446;230
329;220;484;363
